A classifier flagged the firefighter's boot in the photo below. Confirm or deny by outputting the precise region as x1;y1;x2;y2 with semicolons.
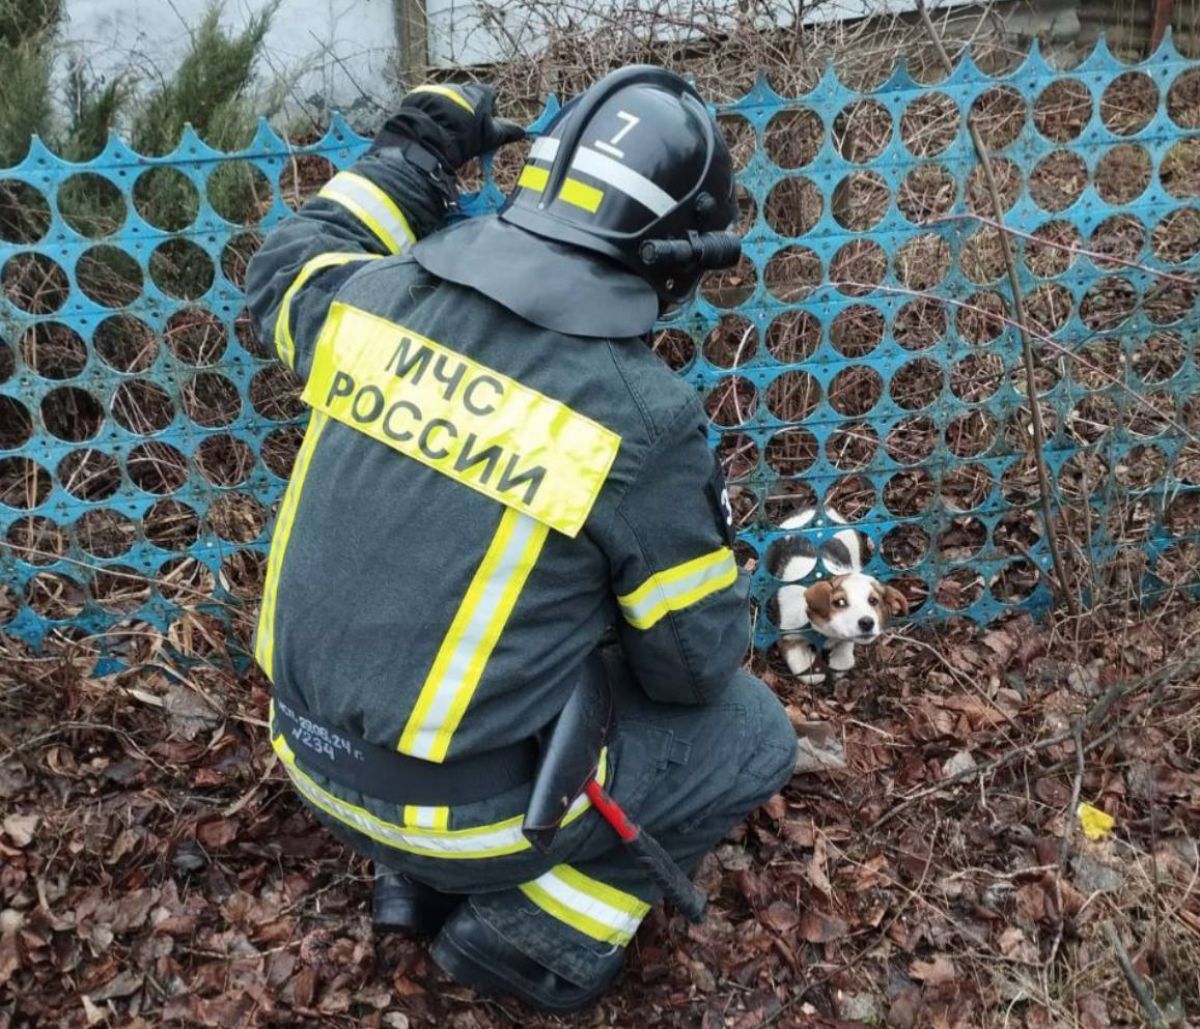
372;871;460;935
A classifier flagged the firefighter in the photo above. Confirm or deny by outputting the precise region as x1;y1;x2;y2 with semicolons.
245;66;797;1013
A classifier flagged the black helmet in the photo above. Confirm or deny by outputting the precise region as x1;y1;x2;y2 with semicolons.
501;65;741;309
411;66;741;339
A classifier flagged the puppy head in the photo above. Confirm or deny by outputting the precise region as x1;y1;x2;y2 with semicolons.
804;574;908;642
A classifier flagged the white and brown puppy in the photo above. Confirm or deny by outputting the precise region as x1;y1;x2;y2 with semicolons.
770;508;908;681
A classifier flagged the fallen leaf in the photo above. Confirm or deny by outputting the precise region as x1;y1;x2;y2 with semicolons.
761;900;799;934
163;683;223;740
910;953;957;984
798;909;847;943
1077;802;1115;841
3;814;39;848
196;817;237;850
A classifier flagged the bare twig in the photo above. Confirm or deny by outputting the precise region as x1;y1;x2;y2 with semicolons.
1103;921;1168;1028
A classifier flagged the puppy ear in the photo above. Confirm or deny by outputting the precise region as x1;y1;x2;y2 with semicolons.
882;584;910;618
804;580;834;620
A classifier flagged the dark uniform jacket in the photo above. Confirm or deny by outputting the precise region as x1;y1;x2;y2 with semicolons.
245;144;749;774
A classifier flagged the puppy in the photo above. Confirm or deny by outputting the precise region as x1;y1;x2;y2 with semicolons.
769;508;909;681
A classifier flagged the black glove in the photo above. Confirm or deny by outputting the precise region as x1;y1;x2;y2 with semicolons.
371;83;525;171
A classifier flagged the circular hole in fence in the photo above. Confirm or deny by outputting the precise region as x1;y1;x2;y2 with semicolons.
279;155;336;210
19;322;87;380
764;108;822;169
1151;208;1200;264
6;515;65;565
825;421;878;471
886;414;937;465
0;456;51;509
715;114;755;172
884;467;935;515
831;305;884;358
1133;331;1186;383
1115;443;1167;488
165;308;228;366
0;340;12;384
763;246;821;303
250;365;303;421
881;524;929;569
650;328;694;372
890;358;943;410
1025;282;1074;336
1167;67;1200;130
943;462;994;511
970;86;1026;149
220;549;265;600
1024;219;1081;277
898;163;956;224
77;245;142;308
1067;394;1119;443
91;565;150;613
990;560;1038;604
1128;390;1175;438
935;566;984;610
894;233;950;291
1079;276;1136;332
994;509;1042;555
717;433;759;482
208;160;272;224
1161;138;1200;199
765;176;822;236
112;378;174;435
900;92;959;156
1060;452;1107;501
705;376;758;427
0;396;33;450
485;139;530;195
764;533;815;583
1157;541;1200;586
1010;360;1060;399
1100;72;1157;136
42;386;103;442
1089;213;1145;270
145;498;200;550
220;231;262;290
196;434;255;487
703;314;757;369
1144;279;1196;325
894;297;945;351
1029;150;1087;212
157;556;215;606
887;574;929;614
1166;492;1200;537
234;306;267;358
833;99;891;163
823;475;875;522
831;171;888;231
133;167;199;232
965;161;1020;219
150;238;214;300
262;425;304;478
938;516;987;561
182;371;241;428
828;365;882;416
1033;78;1092;142
94;314;158;373
830;239;885;296
958;290;1008;344
763;481;812;527
960;227;1005;284
700;254;756;308
766;310;820;364
0;181;51;243
946;409;998;457
57;448;119;501
727;484;760;529
734;185;757;235
765;370;821;422
75;508;136;559
950;352;1004;402
127;440;187;495
3;253;70;313
765;428;818;475
26;572;85;620
57;173;126;238
1095;143;1152;204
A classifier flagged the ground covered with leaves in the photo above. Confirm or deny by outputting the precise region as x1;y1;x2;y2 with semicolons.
1;595;1199;1028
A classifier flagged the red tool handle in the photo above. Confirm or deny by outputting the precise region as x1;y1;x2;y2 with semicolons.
584;779;637;842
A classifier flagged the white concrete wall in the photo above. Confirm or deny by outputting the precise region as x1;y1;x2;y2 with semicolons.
60;0;399;122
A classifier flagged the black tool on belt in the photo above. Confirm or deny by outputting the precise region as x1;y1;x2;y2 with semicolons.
271;688;538;807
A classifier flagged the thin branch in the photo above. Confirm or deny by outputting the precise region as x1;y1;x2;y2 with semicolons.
1103;921;1168;1028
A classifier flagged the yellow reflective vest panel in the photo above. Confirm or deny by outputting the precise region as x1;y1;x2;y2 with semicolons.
244;147;750;773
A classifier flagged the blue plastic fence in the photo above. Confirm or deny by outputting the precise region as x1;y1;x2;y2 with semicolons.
0;36;1197;655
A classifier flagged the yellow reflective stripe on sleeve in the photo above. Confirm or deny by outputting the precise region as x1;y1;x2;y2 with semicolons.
617;547;738;631
273;732;607;859
318;172;416;254
407;84;474;113
399;508;549;761
255;411;330;680
516;165;605;212
404;805;450;830
519;865;650;946
274;252;381;369
517;165;549;192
